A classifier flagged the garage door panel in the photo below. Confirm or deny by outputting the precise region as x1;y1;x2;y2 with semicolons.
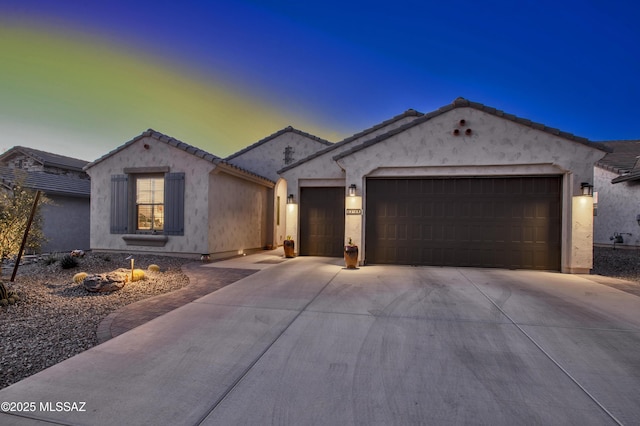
300;187;345;257
366;177;561;270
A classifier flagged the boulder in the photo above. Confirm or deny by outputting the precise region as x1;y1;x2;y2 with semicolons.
83;272;127;293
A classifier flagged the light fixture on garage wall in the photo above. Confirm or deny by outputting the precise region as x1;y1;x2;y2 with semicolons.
580;182;594;196
349;184;357;197
636;214;640;226
287;194;294;204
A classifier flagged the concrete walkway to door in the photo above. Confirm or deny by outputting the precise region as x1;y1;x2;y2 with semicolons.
1;253;639;425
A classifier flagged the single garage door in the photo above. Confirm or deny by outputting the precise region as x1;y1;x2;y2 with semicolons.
366;176;562;270
300;187;345;257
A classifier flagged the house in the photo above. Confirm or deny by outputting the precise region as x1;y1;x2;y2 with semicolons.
86;98;608;273
594;140;640;248
279;98;608;273
0;146;91;253
225;126;333;248
83;130;275;258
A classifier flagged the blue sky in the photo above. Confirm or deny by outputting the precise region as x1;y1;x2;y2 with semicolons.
1;0;638;161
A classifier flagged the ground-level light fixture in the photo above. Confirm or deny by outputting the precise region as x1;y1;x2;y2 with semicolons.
125;255;134;282
287;194;295;204
580;182;593;196
348;184;357;197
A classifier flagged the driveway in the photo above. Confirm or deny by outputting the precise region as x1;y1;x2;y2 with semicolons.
1;253;639;425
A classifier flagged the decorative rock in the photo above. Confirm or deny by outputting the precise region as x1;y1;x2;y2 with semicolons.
83;272;127;293
70;250;85;257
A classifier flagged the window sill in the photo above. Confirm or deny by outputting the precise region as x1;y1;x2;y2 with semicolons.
122;234;168;247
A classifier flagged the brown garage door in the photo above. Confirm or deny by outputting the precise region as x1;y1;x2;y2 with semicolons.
300;187;345;257
366;177;562;270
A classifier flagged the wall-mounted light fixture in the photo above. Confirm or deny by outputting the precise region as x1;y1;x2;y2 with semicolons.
348;184;357;197
287;194;295;204
636;214;640;226
580;182;594;196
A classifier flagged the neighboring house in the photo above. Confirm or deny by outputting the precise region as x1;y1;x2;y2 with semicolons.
225;126;333;247
83;130;275;259
279;98;608;273
0;146;90;253
594;140;640;247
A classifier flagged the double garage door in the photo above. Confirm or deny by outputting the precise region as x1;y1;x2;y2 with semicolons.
366;177;562;270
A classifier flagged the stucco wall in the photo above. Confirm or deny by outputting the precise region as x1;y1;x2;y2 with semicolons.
41;195;90;253
208;171;269;254
228;132;331;181
85;136;214;255
334;108;606;272
594;166;640;247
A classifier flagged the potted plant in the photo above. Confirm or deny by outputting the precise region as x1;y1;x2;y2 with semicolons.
344;237;358;269
283;235;295;258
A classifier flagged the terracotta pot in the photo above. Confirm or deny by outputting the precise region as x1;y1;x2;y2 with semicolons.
283;240;295;258
344;245;358;269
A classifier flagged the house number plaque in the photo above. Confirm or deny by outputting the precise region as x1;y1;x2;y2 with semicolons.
346;209;362;215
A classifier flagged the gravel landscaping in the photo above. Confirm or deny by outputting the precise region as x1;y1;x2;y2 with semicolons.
1;252;192;390
1;246;639;391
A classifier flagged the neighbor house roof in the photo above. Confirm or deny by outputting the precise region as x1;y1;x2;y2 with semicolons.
333;98;610;162
278;108;423;173
0;146;89;171
84;129;274;186
225;126;332;161
0;166;90;198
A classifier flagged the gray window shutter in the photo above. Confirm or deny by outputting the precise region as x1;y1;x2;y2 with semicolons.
164;172;185;235
110;174;128;234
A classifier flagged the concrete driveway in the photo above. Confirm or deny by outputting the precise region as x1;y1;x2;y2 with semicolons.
1;253;639;425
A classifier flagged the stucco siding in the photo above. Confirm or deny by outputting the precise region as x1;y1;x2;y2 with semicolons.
228;132;330;181
85;136;213;255
41;195;90;253
594;166;640;247
338;108;603;184
208;171;269;254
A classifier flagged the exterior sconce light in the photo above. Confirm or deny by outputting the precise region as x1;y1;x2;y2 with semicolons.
580;182;593;197
287;194;294;204
348;184;357;197
636;214;640;227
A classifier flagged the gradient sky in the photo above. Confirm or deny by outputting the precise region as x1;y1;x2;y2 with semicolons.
1;0;638;162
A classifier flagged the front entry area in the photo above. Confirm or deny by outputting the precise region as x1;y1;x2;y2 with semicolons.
365;176;562;270
299;187;345;257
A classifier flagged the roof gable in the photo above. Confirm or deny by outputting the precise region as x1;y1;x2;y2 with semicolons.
0;146;89;171
84;129;274;185
225;126;332;161
278;108;423;173
333;98;609;162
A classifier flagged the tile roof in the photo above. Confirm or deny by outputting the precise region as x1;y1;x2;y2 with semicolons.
84;129;274;185
278;108;423;173
595;140;640;174
0;146;89;171
0;166;90;197
225;126;332;161
332;98;610;161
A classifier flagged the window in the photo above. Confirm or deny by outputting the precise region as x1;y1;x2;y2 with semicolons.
136;176;164;231
110;172;185;236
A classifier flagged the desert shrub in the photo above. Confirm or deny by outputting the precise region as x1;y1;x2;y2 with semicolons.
73;272;88;284
148;264;160;272
43;254;59;265
1;282;20;306
131;269;146;282
60;254;79;269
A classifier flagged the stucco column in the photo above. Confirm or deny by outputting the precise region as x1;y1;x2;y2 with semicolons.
345;195;362;264
569;195;594;273
285;202;298;254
